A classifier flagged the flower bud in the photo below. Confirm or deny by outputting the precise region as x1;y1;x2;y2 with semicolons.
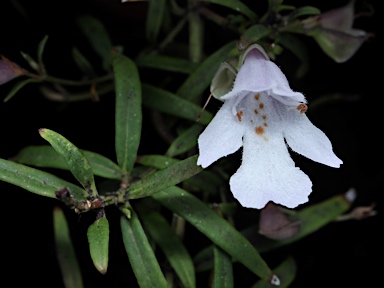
0;55;26;85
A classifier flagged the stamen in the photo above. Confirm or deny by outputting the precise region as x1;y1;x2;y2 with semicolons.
296;103;308;113
236;110;243;121
255;126;264;135
196;81;233;121
196;91;214;121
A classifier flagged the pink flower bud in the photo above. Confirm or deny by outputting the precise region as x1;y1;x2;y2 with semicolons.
0;55;26;85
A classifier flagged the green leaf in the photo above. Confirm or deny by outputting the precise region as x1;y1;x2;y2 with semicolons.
288;6;320;20
0;158;87;200
183;169;223;195
213;246;233;288
13;145;122;180
128;155;203;199
3;78;40;102
176;40;237;101
142;84;213;125
71;47;96;77
77;14;113;70
136;154;221;195
87;212;110;274
239;24;273;51
81;150;122;180
112;51;142;174
277;33;309;78
194;245;215;272
20;51;39;72
152;186;274;281
166;123;203;157
251;257;296;288
120;207;168;288
146;0;167;43
39;128;98;198
201;0;257;20
136;54;198;74
246;193;352;253
37;35;49;72
136;154;179;169
136;202;196;288
195;193;353;273
53;206;84;288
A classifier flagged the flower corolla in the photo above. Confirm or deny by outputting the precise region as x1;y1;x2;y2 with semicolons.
197;44;342;209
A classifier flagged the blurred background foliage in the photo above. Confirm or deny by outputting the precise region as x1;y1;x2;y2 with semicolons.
0;0;381;287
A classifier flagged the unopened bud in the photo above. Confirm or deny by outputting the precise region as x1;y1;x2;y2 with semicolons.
0;55;26;85
258;202;301;240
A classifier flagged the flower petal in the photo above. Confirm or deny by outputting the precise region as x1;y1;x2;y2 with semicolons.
229;131;312;209
222;48;305;104
197;98;245;168
281;108;343;168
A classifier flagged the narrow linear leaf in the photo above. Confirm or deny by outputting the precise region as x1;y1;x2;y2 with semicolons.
136;202;196;288
37;35;49;70
252;257;296;288
194;245;215;272
183;169;223;195
176;40;237;101
13;145;122;180
112;51;142;174
142;84;212;125
20;51;39;71
201;0;257;20
136;54;198;74
39;128;98;197
0;158;87;200
194;193;353;272
136;154;179;169
81;150;122;180
120;208;168;288
213;245;233;288
288;6;320;20
278;33;309;78
166;123;203;157
146;0;167;43
77;14;113;70
4;78;40;102
72;47;96;77
152;186;274;281
128;155;203;199
87;212;110;274
136;154;221;195
240;24;273;50
53;207;84;288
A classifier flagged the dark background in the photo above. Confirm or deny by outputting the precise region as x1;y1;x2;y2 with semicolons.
0;0;381;287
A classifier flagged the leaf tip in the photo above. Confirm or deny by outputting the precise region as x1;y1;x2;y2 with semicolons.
343;187;357;204
270;274;280;286
96;265;108;275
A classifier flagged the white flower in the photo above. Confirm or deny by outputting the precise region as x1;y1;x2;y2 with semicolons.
197;44;342;209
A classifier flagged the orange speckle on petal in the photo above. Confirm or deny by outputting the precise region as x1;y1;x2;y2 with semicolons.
259;103;264;109
254;109;259;114
236;110;243;121
255;126;264;135
263;122;268;127
254;93;260;100
262;115;267;120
